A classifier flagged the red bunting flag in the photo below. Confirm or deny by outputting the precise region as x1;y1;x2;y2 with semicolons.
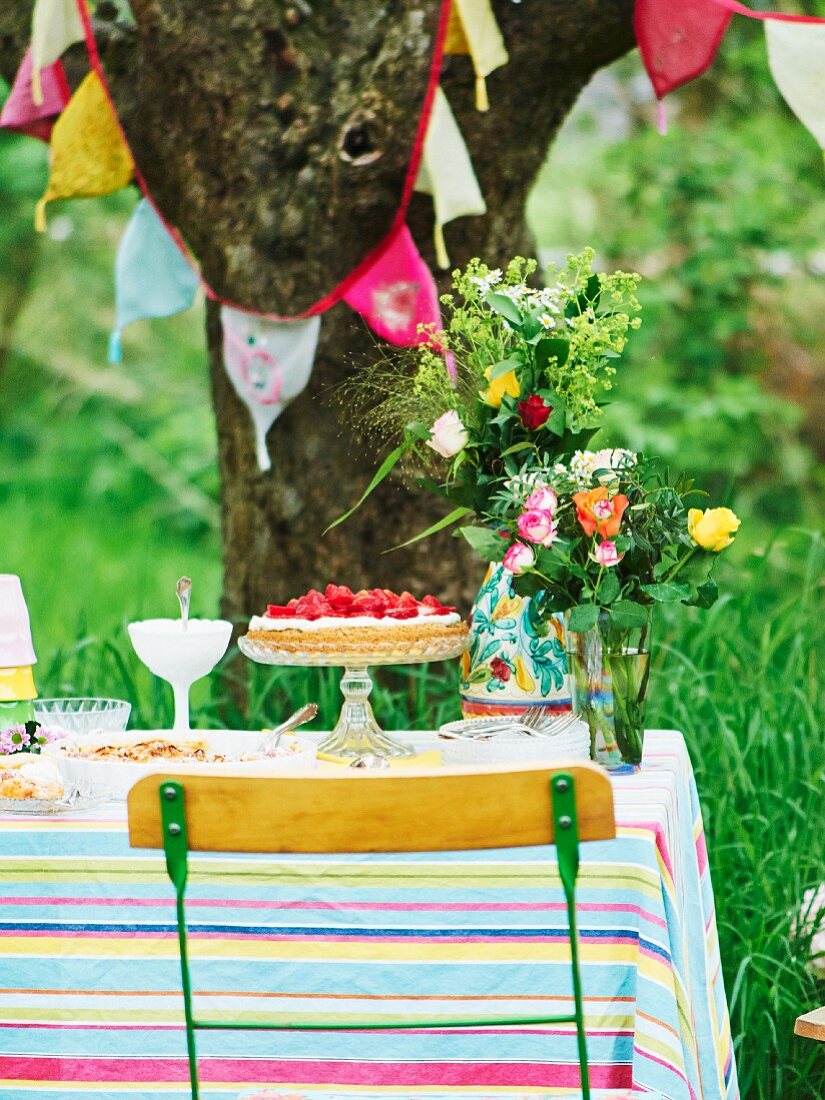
343;225;441;347
0;48;69;142
635;0;732;99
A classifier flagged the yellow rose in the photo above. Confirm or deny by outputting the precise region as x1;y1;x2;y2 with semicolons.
481;365;520;407
688;507;741;552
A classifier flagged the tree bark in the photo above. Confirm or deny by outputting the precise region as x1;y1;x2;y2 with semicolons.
1;0;635;618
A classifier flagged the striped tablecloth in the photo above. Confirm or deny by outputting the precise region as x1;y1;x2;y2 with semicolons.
0;729;738;1100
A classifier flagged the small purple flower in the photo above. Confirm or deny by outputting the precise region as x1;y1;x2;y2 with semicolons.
0;721;60;756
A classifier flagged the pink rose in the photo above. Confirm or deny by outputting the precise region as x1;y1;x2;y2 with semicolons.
593;498;614;520
502;541;536;575
517;508;558;547
593;539;622;567
525;486;558;514
426;410;469;459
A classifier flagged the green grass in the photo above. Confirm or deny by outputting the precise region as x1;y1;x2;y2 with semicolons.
36;531;825;1099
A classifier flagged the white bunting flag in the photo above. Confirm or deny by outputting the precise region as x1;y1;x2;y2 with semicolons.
31;0;86;105
765;19;825;149
415;87;486;269
221;307;321;472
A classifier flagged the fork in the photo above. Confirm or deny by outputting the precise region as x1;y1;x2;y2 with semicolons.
523;709;579;737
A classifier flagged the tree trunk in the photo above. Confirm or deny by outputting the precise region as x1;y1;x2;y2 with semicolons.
1;0;635;618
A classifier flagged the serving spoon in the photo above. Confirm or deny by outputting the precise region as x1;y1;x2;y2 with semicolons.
258;703;318;756
176;576;192;631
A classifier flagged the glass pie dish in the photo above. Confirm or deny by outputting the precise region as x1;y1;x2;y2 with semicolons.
238;633;469;758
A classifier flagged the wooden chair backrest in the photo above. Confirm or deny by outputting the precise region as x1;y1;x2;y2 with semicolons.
127;762;615;854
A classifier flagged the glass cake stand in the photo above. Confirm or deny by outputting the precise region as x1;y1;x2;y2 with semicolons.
238;633;469;758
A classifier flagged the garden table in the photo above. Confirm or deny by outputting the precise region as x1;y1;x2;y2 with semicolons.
0;729;737;1100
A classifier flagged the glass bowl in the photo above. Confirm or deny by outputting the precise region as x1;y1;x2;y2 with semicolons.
32;698;132;737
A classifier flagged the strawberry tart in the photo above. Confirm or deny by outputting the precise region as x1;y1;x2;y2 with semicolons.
245;585;468;657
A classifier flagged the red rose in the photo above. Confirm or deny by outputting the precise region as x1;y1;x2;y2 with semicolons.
517;394;553;430
490;657;511;682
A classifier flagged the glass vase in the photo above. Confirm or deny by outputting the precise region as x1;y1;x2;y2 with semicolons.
566;609;653;767
459;564;571;718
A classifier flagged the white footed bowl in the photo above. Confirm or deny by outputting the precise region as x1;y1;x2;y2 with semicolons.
128;618;232;683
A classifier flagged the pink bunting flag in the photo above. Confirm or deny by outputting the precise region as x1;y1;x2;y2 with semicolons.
343;225;440;346
0;48;70;142
635;0;732;99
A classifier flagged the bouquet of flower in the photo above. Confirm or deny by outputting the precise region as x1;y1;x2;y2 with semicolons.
472;447;740;631
338;248;742;765
332;249;643;541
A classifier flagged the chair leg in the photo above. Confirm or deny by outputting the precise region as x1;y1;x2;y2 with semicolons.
176;888;200;1100
161;783;200;1099
566;891;591;1100
551;774;590;1100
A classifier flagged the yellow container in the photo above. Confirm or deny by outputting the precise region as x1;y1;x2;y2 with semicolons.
0;666;37;703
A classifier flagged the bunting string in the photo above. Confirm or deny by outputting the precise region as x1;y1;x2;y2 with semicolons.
71;0;456;321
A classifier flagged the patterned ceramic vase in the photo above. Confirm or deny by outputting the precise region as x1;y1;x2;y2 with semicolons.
459;565;571;718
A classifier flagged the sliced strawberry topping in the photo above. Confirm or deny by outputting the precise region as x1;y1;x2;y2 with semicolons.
325;584;353;602
261;586;457;621
265;604;297;617
387;607;418;619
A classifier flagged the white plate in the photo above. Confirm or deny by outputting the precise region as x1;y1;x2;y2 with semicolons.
440;721;591;766
0;791;104;816
45;730;317;800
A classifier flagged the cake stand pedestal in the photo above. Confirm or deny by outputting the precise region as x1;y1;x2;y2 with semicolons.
238;634;468;759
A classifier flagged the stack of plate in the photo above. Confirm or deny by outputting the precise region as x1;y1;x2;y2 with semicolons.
438;716;591;766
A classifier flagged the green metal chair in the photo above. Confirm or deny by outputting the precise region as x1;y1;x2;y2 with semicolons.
127;762;616;1100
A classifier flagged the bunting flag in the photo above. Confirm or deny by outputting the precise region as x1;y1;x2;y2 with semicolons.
635;0;732;100
35;70;133;233
0;48;70;142
343;225;440;346
30;0;85;105
415;87;486;270
443;0;509;111
109;199;201;363
221;307;322;471
765;20;825;151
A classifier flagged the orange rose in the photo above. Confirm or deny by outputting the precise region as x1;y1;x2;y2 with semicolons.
573;486;629;538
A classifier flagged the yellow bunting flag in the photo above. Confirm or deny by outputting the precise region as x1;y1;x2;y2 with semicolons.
443;0;509;111
765;20;825;151
415;87;486;269
35;70;134;233
31;0;86;105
